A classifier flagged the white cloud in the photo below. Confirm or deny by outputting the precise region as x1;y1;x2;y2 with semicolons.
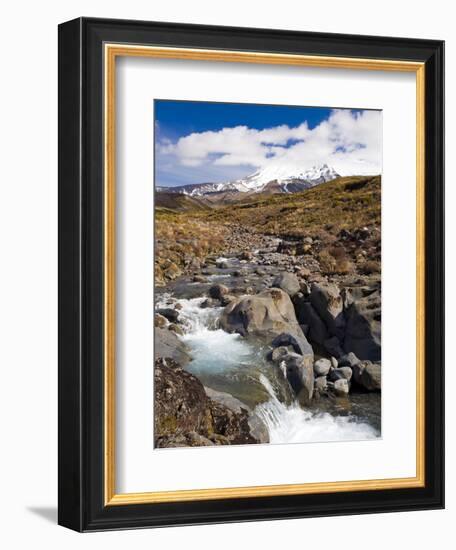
157;109;382;178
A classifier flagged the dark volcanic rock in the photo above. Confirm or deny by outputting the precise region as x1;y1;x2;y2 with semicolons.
352;360;381;391
294;297;328;345
309;283;345;338
209;284;229;300
154;358;259;448
157;307;180;323
271;332;313;359
344;291;381;361
280;352;314;405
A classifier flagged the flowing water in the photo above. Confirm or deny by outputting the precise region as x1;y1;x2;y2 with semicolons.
157;293;380;444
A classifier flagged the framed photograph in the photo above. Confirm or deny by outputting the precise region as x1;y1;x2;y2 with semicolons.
58;17;444;531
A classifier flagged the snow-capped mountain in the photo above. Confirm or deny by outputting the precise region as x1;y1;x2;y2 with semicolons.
158;164;339;197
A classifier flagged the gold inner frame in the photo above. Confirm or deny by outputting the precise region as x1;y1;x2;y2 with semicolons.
104;44;426;506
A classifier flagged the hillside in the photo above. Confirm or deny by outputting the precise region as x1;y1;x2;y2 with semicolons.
155;191;212;212
204;175;380;238
155;175;381;285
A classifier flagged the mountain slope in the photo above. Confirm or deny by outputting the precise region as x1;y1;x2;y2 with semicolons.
157;164;340;198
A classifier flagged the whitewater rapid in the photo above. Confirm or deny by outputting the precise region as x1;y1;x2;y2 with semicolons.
156;294;380;444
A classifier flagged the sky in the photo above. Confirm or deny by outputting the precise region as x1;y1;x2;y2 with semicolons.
155;100;382;188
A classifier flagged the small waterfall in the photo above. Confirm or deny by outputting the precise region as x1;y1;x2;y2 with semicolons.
159;296;255;374
255;374;379;444
156;294;380;444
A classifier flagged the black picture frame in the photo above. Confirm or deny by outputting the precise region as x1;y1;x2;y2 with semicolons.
58;17;444;532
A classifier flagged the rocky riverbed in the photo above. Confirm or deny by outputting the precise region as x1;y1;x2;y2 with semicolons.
154;225;381;448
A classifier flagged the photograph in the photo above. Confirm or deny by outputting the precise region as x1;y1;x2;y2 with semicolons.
154;99;382;449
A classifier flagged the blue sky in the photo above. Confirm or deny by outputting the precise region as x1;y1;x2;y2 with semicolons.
155;100;381;187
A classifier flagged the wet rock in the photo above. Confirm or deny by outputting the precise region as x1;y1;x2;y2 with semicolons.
155;328;191;365
168;323;184;336
154;358;259;447
272;272;301;297
157;308;180;323
248;413;270;444
352;361;381;391
269;346;291;364
330;356;339;369
209;284;229;300
281;352;314;405
271;332;314;359
204;387;248;414
200;298;220;308
155;313;168;328
220;294;236;306
314;358;331;377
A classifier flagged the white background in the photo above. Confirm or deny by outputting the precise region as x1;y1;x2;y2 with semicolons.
0;0;452;548
117;58;417;493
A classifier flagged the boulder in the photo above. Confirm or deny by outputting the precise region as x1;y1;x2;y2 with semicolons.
154;313;168;328
209;284;229;300
157;307;179;323
248;413;270;444
314;376;328;392
293;297;328;345
324;336;345;358
220;288;305;344
168;323;184;336
352;361;381;391
329;366;353;381
200;298;220;309
272;272;301;296
220;294;236;306
269;346;291;364
154;357;213;440
271;332;313;359
338;352;360;368
281;352;314;405
204;387;248;415
310;282;345;338
154;358;259;447
333;378;350;396
344;291;381;361
314;358;331;377
155;328;191;365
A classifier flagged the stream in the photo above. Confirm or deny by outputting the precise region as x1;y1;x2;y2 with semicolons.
157;287;381;445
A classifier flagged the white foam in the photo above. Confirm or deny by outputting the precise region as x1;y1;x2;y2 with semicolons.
255;375;379;444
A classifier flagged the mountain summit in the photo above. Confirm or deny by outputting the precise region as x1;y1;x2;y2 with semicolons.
157;164;340;197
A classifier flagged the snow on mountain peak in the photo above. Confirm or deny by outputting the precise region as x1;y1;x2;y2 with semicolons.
164;163;339;197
